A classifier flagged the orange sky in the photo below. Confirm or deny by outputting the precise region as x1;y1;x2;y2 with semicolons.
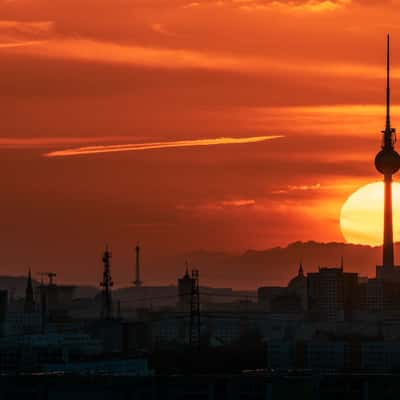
0;0;398;285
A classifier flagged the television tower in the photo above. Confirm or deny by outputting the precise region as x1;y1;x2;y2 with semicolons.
100;245;114;319
375;34;400;270
133;242;142;287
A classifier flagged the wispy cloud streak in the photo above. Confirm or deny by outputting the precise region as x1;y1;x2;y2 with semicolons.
44;135;283;157
0;20;53;49
5;36;397;79
0;136;133;148
0;40;45;48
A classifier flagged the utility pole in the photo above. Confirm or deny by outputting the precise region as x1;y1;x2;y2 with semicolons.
100;245;114;319
133;242;142;287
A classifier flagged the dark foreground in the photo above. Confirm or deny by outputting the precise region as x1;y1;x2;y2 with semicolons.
2;373;400;400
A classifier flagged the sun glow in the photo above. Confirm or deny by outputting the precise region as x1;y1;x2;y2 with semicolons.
340;181;400;246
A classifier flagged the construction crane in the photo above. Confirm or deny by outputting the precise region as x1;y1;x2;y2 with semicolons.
38;272;57;286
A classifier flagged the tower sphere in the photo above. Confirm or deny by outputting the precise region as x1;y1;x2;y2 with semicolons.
375;148;400;175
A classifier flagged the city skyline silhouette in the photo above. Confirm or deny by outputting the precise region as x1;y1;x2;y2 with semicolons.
5;2;400;395
1;1;400;287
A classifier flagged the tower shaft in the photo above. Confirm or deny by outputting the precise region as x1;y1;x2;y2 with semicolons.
382;34;395;270
384;173;394;267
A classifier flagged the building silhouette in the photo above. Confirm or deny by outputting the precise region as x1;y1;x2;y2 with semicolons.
287;262;307;310
24;269;35;314
307;266;358;322
177;263;193;312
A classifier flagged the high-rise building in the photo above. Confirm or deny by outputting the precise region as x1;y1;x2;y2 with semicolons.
307;267;358;322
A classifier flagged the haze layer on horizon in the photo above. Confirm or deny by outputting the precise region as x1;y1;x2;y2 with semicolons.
0;0;398;285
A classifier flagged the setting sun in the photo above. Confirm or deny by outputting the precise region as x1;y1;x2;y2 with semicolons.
340;181;400;246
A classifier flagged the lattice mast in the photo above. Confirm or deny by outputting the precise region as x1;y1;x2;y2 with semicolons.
100;245;114;319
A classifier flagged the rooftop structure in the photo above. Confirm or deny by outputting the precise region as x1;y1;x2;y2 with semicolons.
24;269;35;314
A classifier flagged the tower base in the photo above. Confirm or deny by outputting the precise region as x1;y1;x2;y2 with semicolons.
376;265;400;282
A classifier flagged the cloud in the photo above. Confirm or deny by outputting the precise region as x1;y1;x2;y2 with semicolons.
220;199;256;207
0;20;53;48
150;23;176;36
0;20;54;35
44;135;283;157
288;183;322;191
233;0;351;12
180;0;351;12
3;36;393;80
272;183;321;194
7;38;254;72
0;40;45;48
243;105;397;136
176;198;257;212
0;136;135;148
183;2;201;7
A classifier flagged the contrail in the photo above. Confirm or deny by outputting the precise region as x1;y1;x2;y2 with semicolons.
44;135;283;157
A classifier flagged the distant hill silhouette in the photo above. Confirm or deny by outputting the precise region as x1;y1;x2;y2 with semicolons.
172;241;398;289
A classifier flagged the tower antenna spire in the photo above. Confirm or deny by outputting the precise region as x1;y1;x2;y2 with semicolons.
386;33;392;141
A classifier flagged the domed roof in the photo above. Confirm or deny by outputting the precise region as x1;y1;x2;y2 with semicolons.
288;263;306;291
